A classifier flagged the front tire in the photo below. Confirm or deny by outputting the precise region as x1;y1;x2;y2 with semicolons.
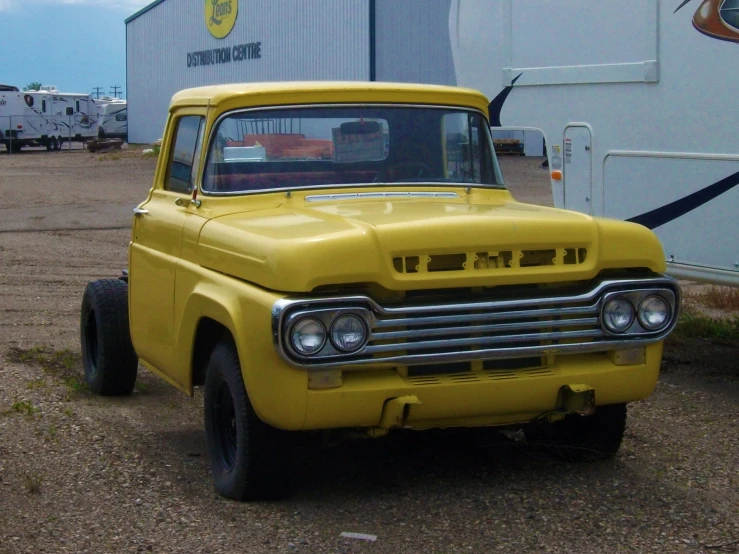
204;339;295;501
80;279;138;395
526;403;628;462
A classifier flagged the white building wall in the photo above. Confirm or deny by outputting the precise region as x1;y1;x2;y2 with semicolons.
126;0;370;143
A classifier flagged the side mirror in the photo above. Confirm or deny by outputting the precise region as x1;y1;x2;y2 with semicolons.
65;107;74;116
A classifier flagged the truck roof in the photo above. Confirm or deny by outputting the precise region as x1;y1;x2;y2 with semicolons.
169;81;490;117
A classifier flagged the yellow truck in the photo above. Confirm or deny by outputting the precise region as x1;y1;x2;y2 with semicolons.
79;82;680;500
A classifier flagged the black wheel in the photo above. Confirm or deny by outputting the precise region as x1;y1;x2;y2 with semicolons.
80;279;138;395
45;139;53;151
204;339;295;501
55;136;63;151
526;403;628;462
51;137;60;151
10;142;22;153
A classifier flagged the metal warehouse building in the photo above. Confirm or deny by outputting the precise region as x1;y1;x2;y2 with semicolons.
125;0;459;144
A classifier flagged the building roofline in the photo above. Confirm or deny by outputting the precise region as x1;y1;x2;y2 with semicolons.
125;0;166;24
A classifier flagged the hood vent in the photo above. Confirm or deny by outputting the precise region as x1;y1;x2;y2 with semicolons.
393;248;588;274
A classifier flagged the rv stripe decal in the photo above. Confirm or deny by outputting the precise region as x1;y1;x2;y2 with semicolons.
627;169;739;230
674;0;694;13
488;73;523;127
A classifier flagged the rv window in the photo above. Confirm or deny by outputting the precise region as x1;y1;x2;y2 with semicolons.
115;113;127;122
76;101;80;112
42;100;46;113
166;115;205;194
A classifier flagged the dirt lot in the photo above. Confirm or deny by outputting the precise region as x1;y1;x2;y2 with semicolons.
0;149;737;554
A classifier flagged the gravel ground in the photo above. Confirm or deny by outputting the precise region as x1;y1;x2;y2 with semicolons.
0;149;737;554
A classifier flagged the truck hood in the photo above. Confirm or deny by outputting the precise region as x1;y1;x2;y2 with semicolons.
197;197;664;292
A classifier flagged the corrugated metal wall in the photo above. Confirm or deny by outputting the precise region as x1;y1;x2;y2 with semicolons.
374;0;456;86
126;0;370;143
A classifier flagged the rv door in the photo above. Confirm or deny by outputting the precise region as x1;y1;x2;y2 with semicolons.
563;124;593;214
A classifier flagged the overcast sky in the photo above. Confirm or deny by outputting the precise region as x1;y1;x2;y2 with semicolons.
0;0;151;97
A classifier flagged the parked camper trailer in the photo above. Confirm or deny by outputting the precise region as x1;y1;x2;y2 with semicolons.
0;86;100;152
450;0;739;286
96;97;128;141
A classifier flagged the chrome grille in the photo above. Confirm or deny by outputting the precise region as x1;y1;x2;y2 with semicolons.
273;277;680;369
362;295;601;364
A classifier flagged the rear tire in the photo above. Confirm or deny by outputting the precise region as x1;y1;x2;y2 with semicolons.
80;279;138;395
204;339;295;501
526;403;628;462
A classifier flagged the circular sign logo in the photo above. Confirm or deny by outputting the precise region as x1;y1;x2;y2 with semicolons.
205;0;238;39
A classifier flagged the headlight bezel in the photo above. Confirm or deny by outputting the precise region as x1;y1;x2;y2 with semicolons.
600;288;677;336
284;307;373;359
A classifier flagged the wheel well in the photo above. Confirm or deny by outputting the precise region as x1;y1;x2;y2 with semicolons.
192;318;232;387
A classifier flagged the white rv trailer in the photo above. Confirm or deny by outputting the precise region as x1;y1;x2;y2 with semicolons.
450;0;739;286
0;86;101;152
96;97;128;141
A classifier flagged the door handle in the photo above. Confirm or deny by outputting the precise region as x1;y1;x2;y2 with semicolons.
133;207;149;216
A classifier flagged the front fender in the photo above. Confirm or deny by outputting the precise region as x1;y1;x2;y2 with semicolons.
174;264;309;430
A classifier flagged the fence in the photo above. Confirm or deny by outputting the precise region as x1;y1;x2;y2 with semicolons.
1;114;100;153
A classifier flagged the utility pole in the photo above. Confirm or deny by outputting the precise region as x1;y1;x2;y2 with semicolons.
110;85;122;99
92;87;104;99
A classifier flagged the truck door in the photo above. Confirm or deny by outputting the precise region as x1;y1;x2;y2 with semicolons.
563;125;592;214
128;113;205;381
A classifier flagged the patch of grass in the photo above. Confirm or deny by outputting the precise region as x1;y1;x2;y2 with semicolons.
5;346;85;396
26;379;46;390
63;407;74;418
671;310;739;341
5;346;87;400
23;472;42;494
134;381;149;393
686;286;739;312
62;375;85;393
47;425;58;439
11;401;39;416
11;346;47;364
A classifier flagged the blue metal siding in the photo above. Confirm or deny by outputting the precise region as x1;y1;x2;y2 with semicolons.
126;0;370;143
374;0;456;86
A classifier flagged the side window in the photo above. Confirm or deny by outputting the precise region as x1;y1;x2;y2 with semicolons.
115;113;127;122
41;100;47;113
443;112;499;185
75;100;80;112
166;116;205;194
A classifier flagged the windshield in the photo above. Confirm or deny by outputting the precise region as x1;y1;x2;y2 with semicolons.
202;105;504;194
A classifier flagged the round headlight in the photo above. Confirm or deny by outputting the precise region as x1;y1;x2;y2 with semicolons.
330;314;368;352
290;318;326;355
603;297;635;333
638;295;670;331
